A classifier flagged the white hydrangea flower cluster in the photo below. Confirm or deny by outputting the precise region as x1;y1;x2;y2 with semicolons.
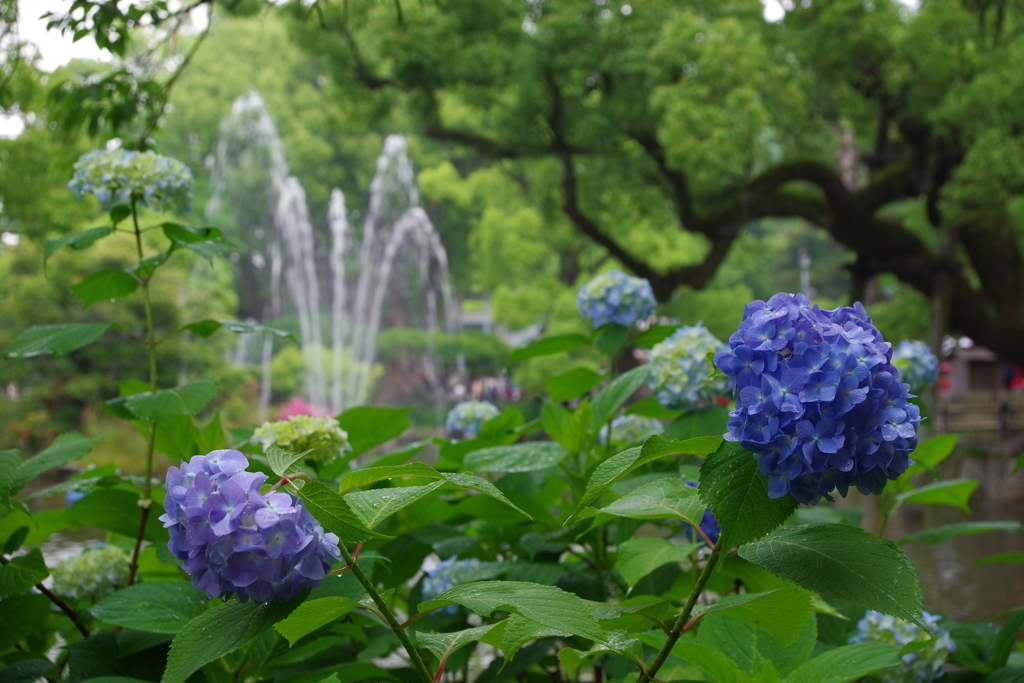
68;148;194;212
849;610;955;683
253;415;350;465
444;400;501;438
51;545;129;600
599;414;664;445
891;340;939;395
648;324;731;410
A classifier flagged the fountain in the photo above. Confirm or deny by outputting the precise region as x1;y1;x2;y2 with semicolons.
206;91;456;416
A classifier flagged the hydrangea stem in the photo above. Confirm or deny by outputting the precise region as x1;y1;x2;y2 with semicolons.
0;556;90;637
634;538;724;683
336;541;434;683
128;197;159;586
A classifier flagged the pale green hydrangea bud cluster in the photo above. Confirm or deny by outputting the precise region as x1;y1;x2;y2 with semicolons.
68;149;193;212
253;415;350;465
599;414;664;445
649;323;731;410
849;610;955;683
51;545;129;600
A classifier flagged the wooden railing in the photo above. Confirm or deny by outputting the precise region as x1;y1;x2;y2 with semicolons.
933;392;1024;437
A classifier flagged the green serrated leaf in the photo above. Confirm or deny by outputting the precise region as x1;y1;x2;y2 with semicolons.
624;396;683;420
631;325;679;350
594;324;631;357
463;442;569;473
670;641;754;683
0;594;50;651
296;480;390;544
338;463;440;494
274;597;362;647
71;269;139;307
111;379;221;423
566;435;722;524
440;472;532;519
418;581;610;644
6;322;114;358
616;538;698;587
784;643;901;683
0;547;48;595
44;226;113;266
738;524;924;628
183;319;296;342
162;224;237;263
509;334;591;363
419;624;497;666
557;631;645;677
13;433;101;493
109;205;131;224
699;443;798;550
602;477;705;525
161;595;303;683
976;552;1024;566
694;609;817;678
902;521;1021;545
2;526;29;554
345;482;447;527
336;406;411;458
663;406;731;440
493;614;567;662
266;445;309;478
546;368;604;402
89;581;206;633
894;479;978;513
692;588;812;647
73;489;167;542
591;365;651;429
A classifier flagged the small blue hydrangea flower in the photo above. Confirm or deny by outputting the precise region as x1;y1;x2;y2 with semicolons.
598;414;664;445
68;148;193;212
715;293;920;504
65;488;88;506
849;610;954;683
51;545;129;600
160;450;342;603
577;270;657;329
445;400;501;438
891;340;939;395
682;482;720;547
648;324;731;410
421;556;483;615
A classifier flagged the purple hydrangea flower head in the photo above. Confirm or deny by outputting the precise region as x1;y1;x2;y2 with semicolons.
715;293;920;504
682;482;720;547
577;270;657;329
160;450;342;603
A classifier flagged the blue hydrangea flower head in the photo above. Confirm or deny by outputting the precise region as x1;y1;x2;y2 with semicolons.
649;324;731;410
891;340;939;395
849;610;954;683
68;148;193;212
445;400;501;438
715;293;920;504
577;270;657;329
160;450;342;603
682;481;720;547
253;415;350;465
422;556;483;615
598;414;664;445
51;545;129;599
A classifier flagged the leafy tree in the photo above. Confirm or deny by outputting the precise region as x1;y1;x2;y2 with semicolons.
284;0;1024;365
